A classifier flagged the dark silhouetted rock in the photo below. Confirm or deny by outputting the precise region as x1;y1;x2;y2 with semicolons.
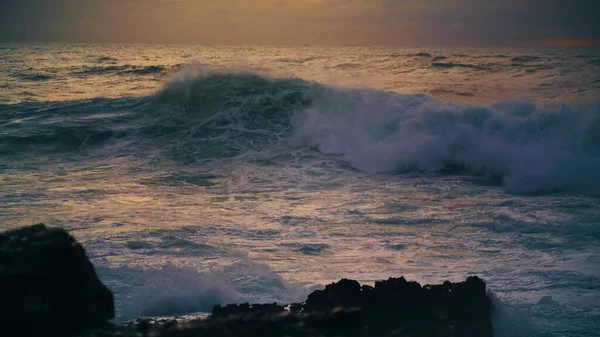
75;276;492;337
304;278;363;311
76;276;492;337
2;224;493;337
188;276;492;337
0;224;114;336
282;276;492;337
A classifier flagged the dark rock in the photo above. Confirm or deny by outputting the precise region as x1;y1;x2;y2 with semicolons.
291;276;491;337
289;302;304;313
211;302;285;318
304;278;363;311
1;224;493;337
198;276;492;337
78;277;492;337
0;224;114;336
75;275;493;337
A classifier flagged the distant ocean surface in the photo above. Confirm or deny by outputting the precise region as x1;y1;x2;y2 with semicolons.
1;43;599;336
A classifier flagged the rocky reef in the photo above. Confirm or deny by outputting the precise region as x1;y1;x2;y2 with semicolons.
0;224;493;337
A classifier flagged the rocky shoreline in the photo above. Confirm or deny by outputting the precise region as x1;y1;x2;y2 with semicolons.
1;224;494;337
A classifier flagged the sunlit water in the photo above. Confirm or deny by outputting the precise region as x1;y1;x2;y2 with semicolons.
1;43;600;336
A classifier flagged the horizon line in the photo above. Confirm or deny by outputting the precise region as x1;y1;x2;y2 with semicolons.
1;40;599;48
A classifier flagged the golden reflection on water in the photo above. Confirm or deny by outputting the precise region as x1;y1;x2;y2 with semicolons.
2;44;598;106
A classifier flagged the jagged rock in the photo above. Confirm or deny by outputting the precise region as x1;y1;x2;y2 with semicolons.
0;224;114;336
214;276;493;337
302;276;492;337
1;224;493;337
304;278;364;311
76;276;493;337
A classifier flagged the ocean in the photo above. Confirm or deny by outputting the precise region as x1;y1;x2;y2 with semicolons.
1;43;599;336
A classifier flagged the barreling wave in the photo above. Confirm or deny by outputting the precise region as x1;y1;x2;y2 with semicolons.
1;66;599;195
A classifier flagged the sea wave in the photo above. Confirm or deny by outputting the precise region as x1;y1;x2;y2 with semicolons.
92;56;119;64
73;64;167;76
96;260;308;321
2;67;599;195
511;56;543;63
10;72;55;81
290;82;600;195
409;52;433;57
431;62;490;70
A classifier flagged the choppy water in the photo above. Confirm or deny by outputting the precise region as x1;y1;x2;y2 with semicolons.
1;43;600;336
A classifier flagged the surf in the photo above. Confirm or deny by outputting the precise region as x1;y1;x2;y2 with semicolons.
2;66;599;196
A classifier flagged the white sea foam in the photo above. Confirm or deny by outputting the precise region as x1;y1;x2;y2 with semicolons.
96;261;310;322
151;66;600;196
290;86;600;195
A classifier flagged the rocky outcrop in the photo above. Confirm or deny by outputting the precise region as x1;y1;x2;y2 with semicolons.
0;224;493;337
0;224;114;336
296;276;493;337
192;277;492;337
84;277;492;337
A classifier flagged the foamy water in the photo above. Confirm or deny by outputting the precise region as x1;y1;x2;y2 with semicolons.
1;43;600;336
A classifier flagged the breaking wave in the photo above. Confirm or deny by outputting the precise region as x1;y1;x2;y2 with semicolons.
290;83;600;195
96;261;308;321
1;67;599;196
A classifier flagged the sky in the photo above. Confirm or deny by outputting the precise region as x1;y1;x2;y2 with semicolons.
1;0;599;46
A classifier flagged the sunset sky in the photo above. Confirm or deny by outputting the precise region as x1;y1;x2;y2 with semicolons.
1;0;599;46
